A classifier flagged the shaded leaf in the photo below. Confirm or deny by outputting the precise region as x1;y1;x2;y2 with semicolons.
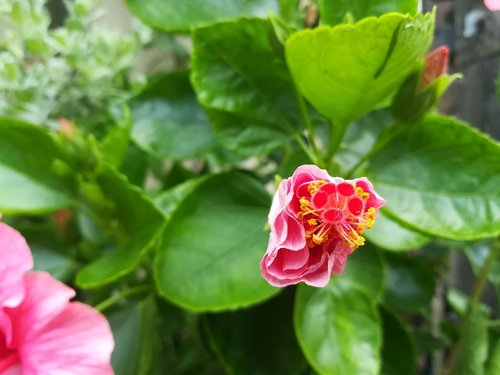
294;280;381;375
155;172;278;312
191;18;302;156
368;116;500;240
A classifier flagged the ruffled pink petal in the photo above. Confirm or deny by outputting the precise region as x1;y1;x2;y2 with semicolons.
0;223;33;308
5;273;75;348
21;302;114;375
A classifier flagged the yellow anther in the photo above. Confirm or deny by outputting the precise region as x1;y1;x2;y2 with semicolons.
308;219;318;226
299;198;311;210
355;187;370;200
312;233;328;245
347;230;365;248
307;180;326;195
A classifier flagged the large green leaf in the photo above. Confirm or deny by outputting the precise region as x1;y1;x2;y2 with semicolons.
191;18;302;156
382;253;435;313
76;166;165;288
366;209;431;252
320;0;418;25
340;243;386;301
130;70;217;160
285;12;434;125
294;280;381;375
380;307;416;375
155;172;278;312
109;296;160;375
0;118;75;213
125;0;278;33
204;289;307;375
367;116;500;240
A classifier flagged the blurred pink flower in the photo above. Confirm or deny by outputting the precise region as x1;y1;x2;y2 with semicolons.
261;165;385;287
0;223;114;374
420;45;450;89
484;0;500;11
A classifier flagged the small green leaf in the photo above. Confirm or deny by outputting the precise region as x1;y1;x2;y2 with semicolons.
368;116;500;240
0;118;75;213
191;18;302;156
109;296;160;375
155;172;278;312
340;243;386;301
380;307;416;375
294;280;381;375
452;306;489;375
204;290;307;375
100;106;131;168
286;12;434;124
76;166;165;288
320;0;418;25
125;0;278;32
130;70;217;160
382;253;435;313
365;209;431;252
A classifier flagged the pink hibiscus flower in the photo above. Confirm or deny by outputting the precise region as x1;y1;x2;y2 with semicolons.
261;165;385;287
0;222;114;374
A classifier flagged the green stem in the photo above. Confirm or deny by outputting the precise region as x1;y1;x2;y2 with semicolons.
296;92;323;166
326;121;349;170
346;123;402;178
95;285;153;312
294;134;321;166
444;237;500;375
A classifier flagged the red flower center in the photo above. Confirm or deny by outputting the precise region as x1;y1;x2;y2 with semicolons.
297;180;375;250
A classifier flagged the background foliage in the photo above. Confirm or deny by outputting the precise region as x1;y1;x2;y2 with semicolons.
1;0;499;374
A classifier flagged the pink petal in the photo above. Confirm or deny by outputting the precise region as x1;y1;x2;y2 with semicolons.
484;0;500;11
6;273;75;347
0;223;33;308
21;302;114;375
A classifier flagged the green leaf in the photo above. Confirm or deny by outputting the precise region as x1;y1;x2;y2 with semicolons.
380;307;416;375
320;0;418;26
452;306;489;375
109;296;160;375
382;253;435;313
76;166;165;288
130;70;217;160
204;289;307;375
294;280;381;375
0;118;75;213
100;107;131;168
365;209;431;252
125;0;278;32
191;18;302;156
154;176;209;219
340;243;386;301
155;171;278;312
367;116;500;240
464;239;500;285
285;12;434;125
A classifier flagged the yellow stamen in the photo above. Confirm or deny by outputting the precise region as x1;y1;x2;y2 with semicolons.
355;187;370;200
308;218;318;226
307;180;326;195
